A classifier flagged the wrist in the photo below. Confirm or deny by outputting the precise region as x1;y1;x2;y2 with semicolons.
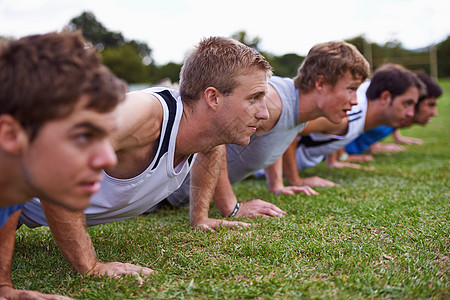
228;201;241;217
214;196;239;217
268;182;285;194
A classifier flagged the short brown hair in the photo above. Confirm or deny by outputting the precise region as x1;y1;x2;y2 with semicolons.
0;31;126;141
293;41;370;93
179;36;272;104
366;64;425;101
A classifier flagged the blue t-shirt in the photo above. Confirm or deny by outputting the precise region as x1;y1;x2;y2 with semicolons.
345;126;395;154
0;204;24;228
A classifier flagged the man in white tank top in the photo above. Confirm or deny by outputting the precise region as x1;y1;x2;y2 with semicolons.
283;64;425;186
20;37;273;277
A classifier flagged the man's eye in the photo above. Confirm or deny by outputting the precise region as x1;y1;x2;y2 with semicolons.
75;133;93;143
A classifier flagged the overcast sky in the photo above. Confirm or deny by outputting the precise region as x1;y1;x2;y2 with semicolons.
1;0;449;65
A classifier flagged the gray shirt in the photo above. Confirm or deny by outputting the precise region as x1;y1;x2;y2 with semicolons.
166;76;307;207
227;76;306;183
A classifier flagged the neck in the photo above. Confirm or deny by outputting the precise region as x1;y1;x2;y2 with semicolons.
0;156;31;207
175;104;218;157
298;91;324;123
364;100;384;131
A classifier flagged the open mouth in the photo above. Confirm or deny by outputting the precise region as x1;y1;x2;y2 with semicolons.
80;178;102;194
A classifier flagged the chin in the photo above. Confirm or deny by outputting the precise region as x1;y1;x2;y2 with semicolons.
61;198;91;212
330;117;344;124
235;137;251;146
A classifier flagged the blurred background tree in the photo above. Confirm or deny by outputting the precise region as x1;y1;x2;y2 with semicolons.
3;11;445;85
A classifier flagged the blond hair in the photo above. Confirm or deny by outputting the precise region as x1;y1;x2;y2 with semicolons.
179;37;272;104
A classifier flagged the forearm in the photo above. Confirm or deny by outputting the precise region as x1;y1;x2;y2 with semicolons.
41;201;98;274
212;154;239;217
0;210;20;289
392;129;404;143
190;145;224;226
325;151;340;167
264;157;285;193
392;129;422;145
282;138;303;185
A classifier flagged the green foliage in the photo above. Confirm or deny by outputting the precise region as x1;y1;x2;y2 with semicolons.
148;62;182;85
64;11;450;84
68;11;153;84
11;80;450;298
101;43;150;84
231;31;262;51
267;53;304;78
437;36;450;78
68;11;125;48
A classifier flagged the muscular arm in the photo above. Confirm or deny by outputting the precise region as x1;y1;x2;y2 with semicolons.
325;150;362;169
300;117;347;136
0;210;72;299
109;91;162;152
282;137;337;187
392;129;422;145
190;145;250;231
211;150;240;216
265;155;317;196
41;201;153;282
208;149;286;220
0;210;20;293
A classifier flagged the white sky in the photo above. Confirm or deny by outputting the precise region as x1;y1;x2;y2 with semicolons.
1;0;449;65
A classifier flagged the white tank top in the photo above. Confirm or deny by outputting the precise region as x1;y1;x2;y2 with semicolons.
21;87;196;226
296;81;369;170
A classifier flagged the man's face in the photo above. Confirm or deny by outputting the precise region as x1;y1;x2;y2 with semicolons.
319;71;362;124
413;98;439;125
21;97;118;211
385;86;420;128
216;70;269;146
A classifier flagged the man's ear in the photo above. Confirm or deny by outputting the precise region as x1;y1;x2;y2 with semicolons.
0;115;28;155
203;87;221;111
379;90;392;106
314;75;326;93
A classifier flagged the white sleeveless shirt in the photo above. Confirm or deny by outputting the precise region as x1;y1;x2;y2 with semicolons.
296;81;369;170
21;87;196;226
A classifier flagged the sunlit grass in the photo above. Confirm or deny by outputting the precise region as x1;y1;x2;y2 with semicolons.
12;79;449;299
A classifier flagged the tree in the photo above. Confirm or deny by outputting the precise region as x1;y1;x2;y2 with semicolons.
231;31;262;51
148;62;182;84
267;53;304;78
437;35;450;77
67;11;154;84
101;43;149;83
68;11;125;48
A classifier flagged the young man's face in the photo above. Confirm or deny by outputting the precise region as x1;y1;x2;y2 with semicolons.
385;86;420;128
216;70;269;146
21;97;118;211
319;71;362;124
413;98;439;125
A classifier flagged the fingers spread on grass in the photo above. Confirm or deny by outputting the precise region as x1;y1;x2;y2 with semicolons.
194;219;251;232
275;186;318;196
90;262;154;285
237;199;286;218
301;176;338;187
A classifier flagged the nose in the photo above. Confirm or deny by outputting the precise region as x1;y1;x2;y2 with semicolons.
406;106;415;118
432;107;438;117
350;92;358;106
255;98;270;120
92;140;118;169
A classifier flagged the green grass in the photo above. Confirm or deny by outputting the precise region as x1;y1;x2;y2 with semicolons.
12;79;450;299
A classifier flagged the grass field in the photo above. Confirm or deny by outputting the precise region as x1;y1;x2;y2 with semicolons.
13;80;449;299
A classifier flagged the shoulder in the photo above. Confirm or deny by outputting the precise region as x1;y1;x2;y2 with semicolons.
111;90;164;151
